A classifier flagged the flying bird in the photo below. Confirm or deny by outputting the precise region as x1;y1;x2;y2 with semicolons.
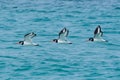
53;27;72;44
88;25;107;42
17;32;39;46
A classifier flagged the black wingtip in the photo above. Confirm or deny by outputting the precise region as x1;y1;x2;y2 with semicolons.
24;33;30;37
96;25;101;30
98;25;101;27
63;27;66;29
94;25;102;34
63;27;67;31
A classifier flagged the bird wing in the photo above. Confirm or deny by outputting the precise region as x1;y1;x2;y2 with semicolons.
24;32;34;42
94;25;103;38
58;28;69;40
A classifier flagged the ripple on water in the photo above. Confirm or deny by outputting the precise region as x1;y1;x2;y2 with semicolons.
115;7;120;10
31;17;51;22
14;64;33;72
0;55;33;72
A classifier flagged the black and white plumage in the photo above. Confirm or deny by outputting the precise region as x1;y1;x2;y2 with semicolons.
18;32;39;46
88;25;107;42
53;27;72;44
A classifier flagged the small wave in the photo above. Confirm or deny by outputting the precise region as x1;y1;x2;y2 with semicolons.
0;55;18;60
115;7;120;10
32;17;51;22
14;65;33;72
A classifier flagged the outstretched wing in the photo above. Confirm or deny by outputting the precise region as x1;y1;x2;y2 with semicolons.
94;25;103;38
24;32;36;42
58;27;69;40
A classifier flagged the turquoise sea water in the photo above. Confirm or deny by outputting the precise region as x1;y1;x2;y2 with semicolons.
0;0;120;80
